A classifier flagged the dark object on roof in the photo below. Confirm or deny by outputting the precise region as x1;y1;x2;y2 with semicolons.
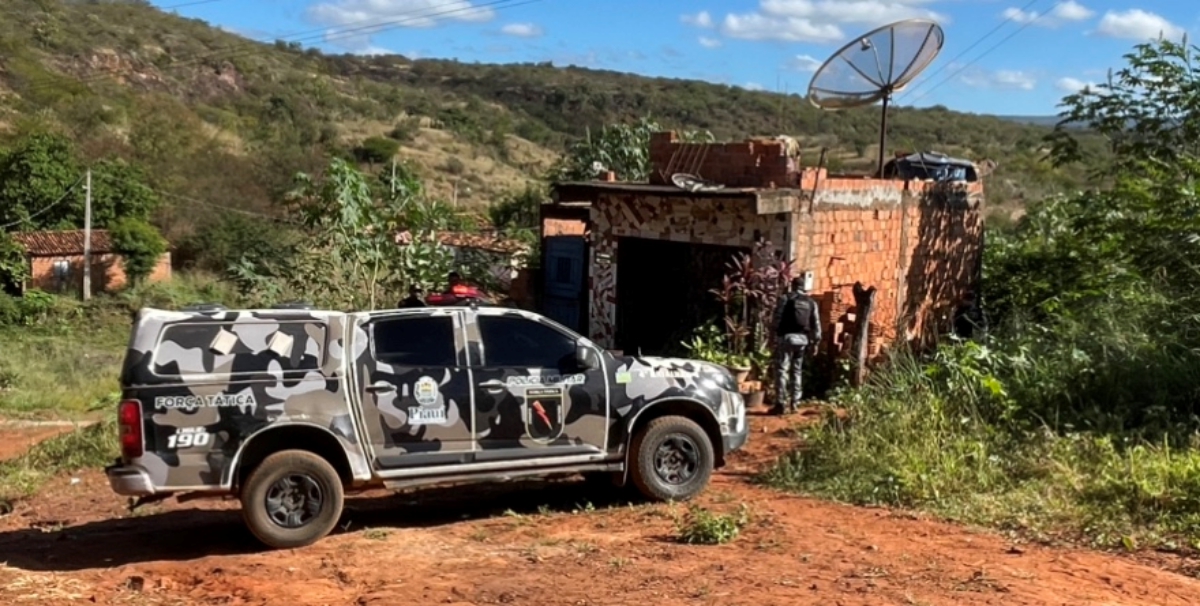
882;151;979;182
10;230;114;256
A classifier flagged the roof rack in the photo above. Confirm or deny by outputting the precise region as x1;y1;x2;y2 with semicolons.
181;303;227;312
272;301;315;310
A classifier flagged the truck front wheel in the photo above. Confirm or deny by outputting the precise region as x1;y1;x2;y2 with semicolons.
628;415;714;502
240;449;345;549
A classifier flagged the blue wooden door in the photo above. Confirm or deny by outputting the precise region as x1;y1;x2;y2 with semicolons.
542;236;586;332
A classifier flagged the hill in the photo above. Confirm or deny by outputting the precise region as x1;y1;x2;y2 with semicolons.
0;0;1097;247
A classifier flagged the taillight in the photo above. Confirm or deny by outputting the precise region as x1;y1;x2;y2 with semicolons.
118;400;143;459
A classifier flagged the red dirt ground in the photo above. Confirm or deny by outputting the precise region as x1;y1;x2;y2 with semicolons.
0;407;1198;605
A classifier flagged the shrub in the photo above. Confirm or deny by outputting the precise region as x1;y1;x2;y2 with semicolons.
109;218;167;286
674;504;750;545
354;136;399;164
389;118;420;143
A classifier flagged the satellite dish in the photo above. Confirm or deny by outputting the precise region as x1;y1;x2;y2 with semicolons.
807;19;945;177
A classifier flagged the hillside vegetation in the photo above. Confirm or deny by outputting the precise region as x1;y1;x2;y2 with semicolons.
0;0;1093;249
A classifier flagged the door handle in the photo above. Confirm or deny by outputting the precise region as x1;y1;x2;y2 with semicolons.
365;383;396;393
477;379;507;392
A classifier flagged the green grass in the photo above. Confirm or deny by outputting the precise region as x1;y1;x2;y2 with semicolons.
0;324;126;419
0;272;245;420
760;342;1200;555
0;418;117;502
673;503;751;546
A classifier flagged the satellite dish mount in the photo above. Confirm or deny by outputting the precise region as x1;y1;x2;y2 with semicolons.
806;19;945;177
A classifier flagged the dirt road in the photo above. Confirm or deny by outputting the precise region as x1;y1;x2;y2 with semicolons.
0;409;1197;605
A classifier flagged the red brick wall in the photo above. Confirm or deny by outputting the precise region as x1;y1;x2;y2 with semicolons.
543;218;587;236
648;131;800;188
791;173;984;359
27;252;172;295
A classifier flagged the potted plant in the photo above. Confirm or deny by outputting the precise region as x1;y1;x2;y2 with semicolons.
681;323;731;367
725;353;752;384
709;240;795;409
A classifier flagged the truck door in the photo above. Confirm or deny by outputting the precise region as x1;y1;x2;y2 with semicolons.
467;309;609;461
355;311;475;469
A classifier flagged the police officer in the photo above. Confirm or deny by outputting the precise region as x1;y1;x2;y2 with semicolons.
771;276;821;415
399;285;425;308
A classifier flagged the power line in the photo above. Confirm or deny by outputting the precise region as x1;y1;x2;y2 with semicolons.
24;0;541;96
898;6;1048;108
896;0;1050;103
88;170;299;225
0;175;86;230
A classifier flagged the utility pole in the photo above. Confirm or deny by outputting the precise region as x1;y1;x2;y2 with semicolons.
390;159;396;198
81;168;92;301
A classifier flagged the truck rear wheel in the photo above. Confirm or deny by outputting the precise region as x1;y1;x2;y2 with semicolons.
240;449;344;549
628;415;714;502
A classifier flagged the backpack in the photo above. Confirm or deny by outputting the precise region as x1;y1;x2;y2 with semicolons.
782;294;815;335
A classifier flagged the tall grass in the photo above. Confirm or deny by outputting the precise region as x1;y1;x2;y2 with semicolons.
762;299;1200;553
0;272;246;419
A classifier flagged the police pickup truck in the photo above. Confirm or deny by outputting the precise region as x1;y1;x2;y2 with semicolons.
106;303;749;549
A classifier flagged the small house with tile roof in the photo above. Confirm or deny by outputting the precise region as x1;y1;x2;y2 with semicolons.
8;229;171;296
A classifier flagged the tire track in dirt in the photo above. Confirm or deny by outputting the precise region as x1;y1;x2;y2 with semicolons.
0;408;1196;605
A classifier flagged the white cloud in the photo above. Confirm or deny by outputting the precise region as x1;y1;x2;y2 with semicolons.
307;0;494;50
1051;1;1093;21
500;22;542;38
683;0;948;45
358;46;396;56
698;36;722;48
961;68;1036;91
1095;9;1185;41
682;10;714;28
1002;1;1094;28
786;54;822;72
1001;7;1038;24
1055;76;1096;93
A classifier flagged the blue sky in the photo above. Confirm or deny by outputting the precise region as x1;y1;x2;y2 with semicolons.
150;0;1199;116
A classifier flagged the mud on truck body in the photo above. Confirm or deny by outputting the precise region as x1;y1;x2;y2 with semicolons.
106;303;750;548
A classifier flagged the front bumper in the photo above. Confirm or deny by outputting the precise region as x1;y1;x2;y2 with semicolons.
723;425;749;454
104;459;157;497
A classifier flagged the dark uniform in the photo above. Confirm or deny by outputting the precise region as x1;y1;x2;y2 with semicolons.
399;286;426;308
771;279;821;414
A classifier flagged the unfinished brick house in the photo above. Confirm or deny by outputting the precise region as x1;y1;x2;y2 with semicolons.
541;131;984;360
9;229;172;296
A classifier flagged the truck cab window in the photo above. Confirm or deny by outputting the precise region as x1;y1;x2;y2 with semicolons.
372;316;457;367
477;315;575;369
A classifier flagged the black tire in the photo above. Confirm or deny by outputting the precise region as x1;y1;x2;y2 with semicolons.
239;450;345;550
628;415;714;502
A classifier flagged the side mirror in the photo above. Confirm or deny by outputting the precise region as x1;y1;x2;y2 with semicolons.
575;344;599;370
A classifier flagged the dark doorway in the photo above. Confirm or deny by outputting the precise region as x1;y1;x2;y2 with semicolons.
614;237;748;356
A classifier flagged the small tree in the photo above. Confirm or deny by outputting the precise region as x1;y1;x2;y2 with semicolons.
548;116;716;182
1046;35;1200;179
285;157;397;310
109;218;167;286
0;233;29;294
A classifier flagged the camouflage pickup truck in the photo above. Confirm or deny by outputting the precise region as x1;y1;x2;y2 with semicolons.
106;303;749;549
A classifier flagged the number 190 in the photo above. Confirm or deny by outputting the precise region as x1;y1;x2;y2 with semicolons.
167;431;211;449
